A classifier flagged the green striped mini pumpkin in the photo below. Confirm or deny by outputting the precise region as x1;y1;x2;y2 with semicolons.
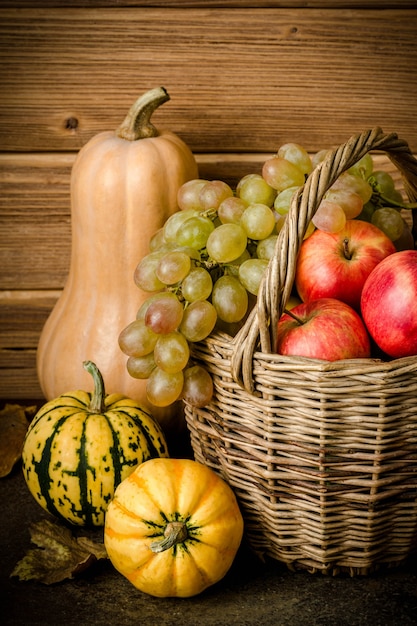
22;360;169;526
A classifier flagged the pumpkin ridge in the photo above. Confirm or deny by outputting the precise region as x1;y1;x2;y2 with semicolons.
108;408;168;458
170;526;202;557
74;418;98;526
27;404;81;429
127;552;156;578
96;411;125;488
54;392;91;407
108;398;152;413
128;469;174;518
107;498;147;525
171;543;213;595
105;405;168;460
27;414;69;522
142;517;168;543
177;465;225;520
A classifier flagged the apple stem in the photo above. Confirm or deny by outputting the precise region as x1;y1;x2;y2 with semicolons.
283;308;304;325
343;238;352;260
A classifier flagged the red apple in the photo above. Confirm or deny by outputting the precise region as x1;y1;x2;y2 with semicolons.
276;297;371;361
295;220;396;310
360;249;417;358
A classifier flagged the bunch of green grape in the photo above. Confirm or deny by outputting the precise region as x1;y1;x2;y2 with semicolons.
119;143;414;409
358;168;414;248
118;171;279;409
307;149;414;245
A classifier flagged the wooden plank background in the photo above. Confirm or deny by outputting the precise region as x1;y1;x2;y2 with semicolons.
1;1;416;399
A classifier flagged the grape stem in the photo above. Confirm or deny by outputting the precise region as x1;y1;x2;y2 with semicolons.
368;176;417;211
372;192;417;211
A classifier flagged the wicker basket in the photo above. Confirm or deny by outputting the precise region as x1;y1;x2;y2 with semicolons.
184;128;417;575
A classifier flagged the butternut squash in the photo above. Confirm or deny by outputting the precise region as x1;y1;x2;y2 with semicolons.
37;87;198;427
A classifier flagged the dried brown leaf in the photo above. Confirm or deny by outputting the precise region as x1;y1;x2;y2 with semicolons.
11;518;108;584
0;403;36;477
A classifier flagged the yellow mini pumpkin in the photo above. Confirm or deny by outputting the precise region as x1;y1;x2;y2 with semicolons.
104;457;244;597
37;87;198;428
22;361;169;527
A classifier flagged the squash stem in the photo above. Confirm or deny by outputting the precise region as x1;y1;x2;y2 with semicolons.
150;521;188;553
116;87;170;141
83;360;106;414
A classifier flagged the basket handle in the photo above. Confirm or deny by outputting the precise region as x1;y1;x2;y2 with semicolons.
230;127;417;392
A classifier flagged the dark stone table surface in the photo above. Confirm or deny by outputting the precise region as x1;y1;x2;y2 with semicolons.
2;462;417;626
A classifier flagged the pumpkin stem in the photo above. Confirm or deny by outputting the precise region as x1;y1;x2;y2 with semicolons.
116;87;170;141
150;521;188;553
83;360;106;414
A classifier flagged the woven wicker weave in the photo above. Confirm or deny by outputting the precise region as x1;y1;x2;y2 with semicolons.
184;128;417;575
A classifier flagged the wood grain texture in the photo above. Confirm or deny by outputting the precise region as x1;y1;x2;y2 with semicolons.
0;356;42;398
0;155;73;290
0;293;60;399
0;292;60;348
3;2;416;8
0;8;416;153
